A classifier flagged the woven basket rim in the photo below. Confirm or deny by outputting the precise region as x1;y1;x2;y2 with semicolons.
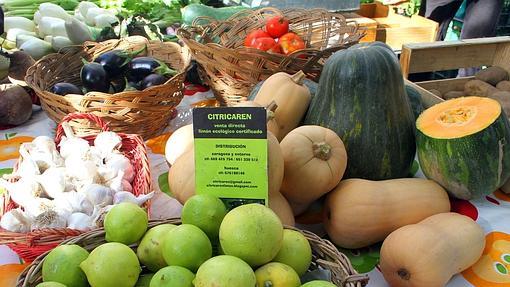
16;218;369;287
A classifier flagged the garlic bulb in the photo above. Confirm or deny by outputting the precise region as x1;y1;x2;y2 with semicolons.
54;191;94;215
107;170;133;192
91;204;114;228
31;210;67;230
81;184;113;207
0;178;43;207
10;146;41;178
34;167;68;199
30;136;65;168
0;208;33;232
104;152;134;183
94;131;122;157
67;212;93;231
113;191;154;206
65;155;99;184
23;197;56;218
59;136;90;159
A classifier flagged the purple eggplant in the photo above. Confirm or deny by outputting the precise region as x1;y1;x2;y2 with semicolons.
50;82;83;96
81;62;110;93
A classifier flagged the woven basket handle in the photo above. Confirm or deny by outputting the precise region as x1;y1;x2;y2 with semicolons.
55;113;109;143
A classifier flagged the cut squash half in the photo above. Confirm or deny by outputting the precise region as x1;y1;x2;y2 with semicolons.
417;97;502;139
416;96;510;200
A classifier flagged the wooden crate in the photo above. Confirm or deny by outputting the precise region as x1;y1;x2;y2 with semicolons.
400;36;510;108
358;1;438;51
344;13;378;43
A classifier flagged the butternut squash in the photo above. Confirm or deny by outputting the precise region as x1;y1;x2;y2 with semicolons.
168;148;195;204
269;191;295;226
165;124;193;166
232;101;280;140
280;126;347;215
323;178;450;249
253;71;311;141
380;212;485;287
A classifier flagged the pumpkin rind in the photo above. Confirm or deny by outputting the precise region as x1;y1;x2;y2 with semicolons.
416;97;510;200
405;84;425;120
303;41;415;180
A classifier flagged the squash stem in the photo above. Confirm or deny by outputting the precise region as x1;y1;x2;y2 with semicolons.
312;142;332;161
397;268;411;281
266;101;278;123
291;70;306;85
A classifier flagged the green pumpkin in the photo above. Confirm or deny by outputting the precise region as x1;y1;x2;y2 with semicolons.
416;96;510;200
405;84;425;120
303;42;416;180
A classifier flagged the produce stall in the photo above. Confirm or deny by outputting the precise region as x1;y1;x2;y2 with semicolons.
1;1;510;287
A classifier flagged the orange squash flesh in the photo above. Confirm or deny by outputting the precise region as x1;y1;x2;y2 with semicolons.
417;96;501;139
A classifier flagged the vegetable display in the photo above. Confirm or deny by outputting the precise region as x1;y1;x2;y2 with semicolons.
416;97;510;199
304;42;416;180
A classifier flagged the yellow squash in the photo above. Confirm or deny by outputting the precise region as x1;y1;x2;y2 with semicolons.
380;212;485;287
280;126;347;215
253;71;311;141
323;178;451;249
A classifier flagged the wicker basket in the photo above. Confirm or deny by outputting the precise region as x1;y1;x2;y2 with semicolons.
16;218;369;287
24;36;192;140
0;113;152;262
177;7;364;103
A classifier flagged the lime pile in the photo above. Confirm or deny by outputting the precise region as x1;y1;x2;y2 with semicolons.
36;195;335;287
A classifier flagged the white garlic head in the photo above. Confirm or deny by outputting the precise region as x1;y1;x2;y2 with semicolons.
59;136;90;159
67;212;94;231
31;210;67;230
113;191;154;206
94;131;122;157
0;208;33;233
81;184;113;207
0;178;43;207
104;152;134;183
54;191;94;215
34;167;68;199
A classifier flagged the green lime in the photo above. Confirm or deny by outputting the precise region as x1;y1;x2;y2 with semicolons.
219;203;283;267
272;229;312;276
255;262;301;287
194;255;256;287
104;202;148;245
137;224;177;272
150;266;194;287
80;242;141;287
161;224;212;272
181;194;227;240
301;280;336;287
42;244;89;287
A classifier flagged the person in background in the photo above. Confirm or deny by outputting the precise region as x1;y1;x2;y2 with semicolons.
385;0;503;76
419;0;504;76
